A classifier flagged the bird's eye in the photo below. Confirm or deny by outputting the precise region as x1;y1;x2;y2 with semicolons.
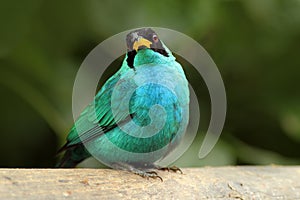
152;34;159;43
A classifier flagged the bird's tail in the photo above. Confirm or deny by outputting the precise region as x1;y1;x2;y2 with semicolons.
56;145;90;168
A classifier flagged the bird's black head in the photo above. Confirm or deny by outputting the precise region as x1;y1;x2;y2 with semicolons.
126;28;169;68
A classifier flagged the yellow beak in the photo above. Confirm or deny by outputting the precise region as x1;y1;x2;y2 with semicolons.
133;37;152;51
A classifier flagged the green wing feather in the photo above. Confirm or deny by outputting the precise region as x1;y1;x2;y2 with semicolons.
59;64;134;152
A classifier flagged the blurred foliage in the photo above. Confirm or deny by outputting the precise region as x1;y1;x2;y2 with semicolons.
0;0;300;167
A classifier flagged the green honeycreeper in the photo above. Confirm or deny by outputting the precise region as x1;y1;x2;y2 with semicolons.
57;28;190;179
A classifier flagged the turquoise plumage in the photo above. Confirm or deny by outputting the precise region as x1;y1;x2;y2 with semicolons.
57;28;189;179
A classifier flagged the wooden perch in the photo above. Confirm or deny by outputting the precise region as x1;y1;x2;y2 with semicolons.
1;166;300;199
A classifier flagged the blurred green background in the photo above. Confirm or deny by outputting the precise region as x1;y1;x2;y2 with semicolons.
1;0;300;168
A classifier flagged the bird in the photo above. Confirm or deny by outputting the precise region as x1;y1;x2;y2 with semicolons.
56;28;190;180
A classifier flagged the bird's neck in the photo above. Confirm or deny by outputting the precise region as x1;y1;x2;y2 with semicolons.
133;49;175;67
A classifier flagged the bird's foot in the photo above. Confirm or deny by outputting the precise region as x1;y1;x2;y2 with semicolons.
112;163;163;181
156;165;183;174
133;169;163;182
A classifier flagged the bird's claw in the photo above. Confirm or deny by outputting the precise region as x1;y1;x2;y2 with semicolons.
158;166;183;174
134;170;163;182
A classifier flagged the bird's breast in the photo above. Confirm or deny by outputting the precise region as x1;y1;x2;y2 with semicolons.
133;63;189;105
